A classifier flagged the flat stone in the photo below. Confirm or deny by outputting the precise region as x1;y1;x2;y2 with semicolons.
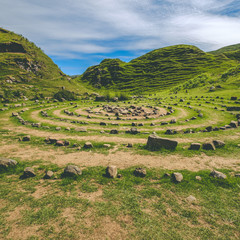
210;170;226;179
147;134;178;150
103;144;111;148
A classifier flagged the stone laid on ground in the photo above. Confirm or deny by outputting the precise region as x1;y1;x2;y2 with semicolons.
202;142;216;150
210;170;227;179
230;121;238;128
147;134;178;150
134;168;147;177
0;157;18;169
195;176;202;181
110;129;118;134
189;143;201;150
84;142;93;148
22;135;31;141
235;173;240;178
106;165;118;178
172;172;183;183
75;127;87;132
212;140;225;148
63;165;82;177
186;195;196;202
21;167;36;179
103;144;111;148
44;170;54;179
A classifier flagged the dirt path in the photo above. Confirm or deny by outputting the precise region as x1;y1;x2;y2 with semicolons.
0;143;239;171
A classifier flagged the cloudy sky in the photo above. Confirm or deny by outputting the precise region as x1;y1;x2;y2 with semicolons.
1;0;240;75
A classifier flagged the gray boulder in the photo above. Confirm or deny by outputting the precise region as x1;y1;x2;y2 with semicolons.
0;157;18;169
106;166;118;178
134;168;147;177
21;167;36;179
172;172;183;183
147;134;178;150
210;170;226;179
63;165;82;177
84;142;93;148
22;135;31;141
189;143;201;150
202;142;216;150
43;170;54;179
212;140;225;148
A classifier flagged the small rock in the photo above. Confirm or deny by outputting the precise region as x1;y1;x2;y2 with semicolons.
212;140;225;148
172;172;183;183
195;176;202;181
56;140;65;146
56;127;61;131
117;174;122;178
186;195;196;202
84;142;93;148
134;168;147;177
110;129;118;134
21;167;36;179
63;165;82;177
210;170;226;179
44;170;54;179
189;143;201;150
202;142;215;150
235;173;240;178
22;135;31;141
127;143;133;148
106;165;117;178
103;144;111;148
0;157;18;169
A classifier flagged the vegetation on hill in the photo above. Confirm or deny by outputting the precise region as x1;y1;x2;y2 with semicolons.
80;45;238;93
209;43;240;62
0;28;86;101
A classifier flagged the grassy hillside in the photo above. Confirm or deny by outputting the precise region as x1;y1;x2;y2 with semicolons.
0;28;86;101
209;43;240;62
80;45;238;93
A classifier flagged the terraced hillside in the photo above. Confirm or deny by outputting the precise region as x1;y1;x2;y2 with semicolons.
80;45;238;93
0;28;85;101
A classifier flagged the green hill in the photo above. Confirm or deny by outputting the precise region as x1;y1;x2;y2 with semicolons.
0;28;85;101
209;43;240;62
80;45;238;93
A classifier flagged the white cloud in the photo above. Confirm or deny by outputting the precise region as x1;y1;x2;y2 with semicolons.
0;0;240;59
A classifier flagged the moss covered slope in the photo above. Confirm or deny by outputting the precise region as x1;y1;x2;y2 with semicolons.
0;28;85;100
80;45;237;93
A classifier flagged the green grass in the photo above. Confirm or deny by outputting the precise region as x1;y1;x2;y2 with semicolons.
0;161;240;239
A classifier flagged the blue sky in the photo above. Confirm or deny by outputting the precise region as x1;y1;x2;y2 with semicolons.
1;0;240;75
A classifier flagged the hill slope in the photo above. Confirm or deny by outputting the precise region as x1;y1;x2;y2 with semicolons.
0;28;84;100
80;45;238;93
209;43;240;62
